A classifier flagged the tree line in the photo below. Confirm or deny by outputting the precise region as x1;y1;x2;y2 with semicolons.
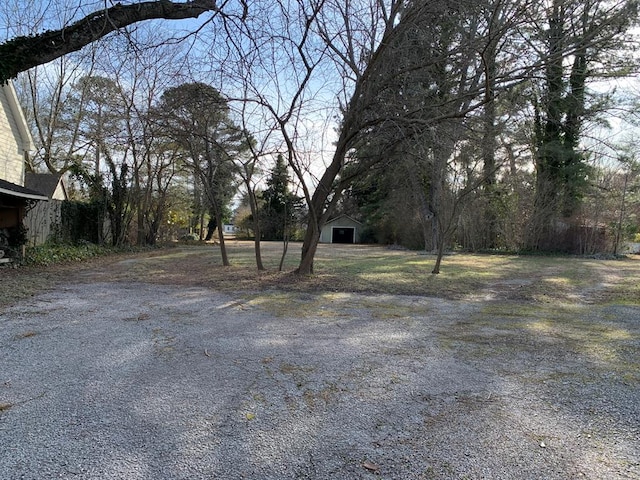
1;0;639;274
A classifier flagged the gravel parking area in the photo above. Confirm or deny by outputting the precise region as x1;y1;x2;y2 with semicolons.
1;278;639;479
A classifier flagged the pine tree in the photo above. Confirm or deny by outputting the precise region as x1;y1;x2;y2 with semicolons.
259;155;303;241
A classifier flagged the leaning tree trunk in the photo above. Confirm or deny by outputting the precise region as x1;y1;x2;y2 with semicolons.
296;140;347;275
297;219;321;275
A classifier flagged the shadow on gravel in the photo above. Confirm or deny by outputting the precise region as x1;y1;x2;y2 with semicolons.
0;282;638;479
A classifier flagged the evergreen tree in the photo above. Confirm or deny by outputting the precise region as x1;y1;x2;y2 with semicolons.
259;155;303;241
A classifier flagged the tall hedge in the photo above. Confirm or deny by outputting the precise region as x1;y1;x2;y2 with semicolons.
55;200;105;245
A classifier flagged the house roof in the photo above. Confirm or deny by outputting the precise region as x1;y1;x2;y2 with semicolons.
0;178;48;201
25;172;67;199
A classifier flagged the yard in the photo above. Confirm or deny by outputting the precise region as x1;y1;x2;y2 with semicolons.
1;242;639;479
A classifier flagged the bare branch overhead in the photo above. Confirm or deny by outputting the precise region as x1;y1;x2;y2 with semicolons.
0;0;219;83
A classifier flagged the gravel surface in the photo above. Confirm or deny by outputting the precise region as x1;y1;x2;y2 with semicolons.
0;277;639;479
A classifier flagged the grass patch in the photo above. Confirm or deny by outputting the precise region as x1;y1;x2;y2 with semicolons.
2;241;640;308
441;301;640;383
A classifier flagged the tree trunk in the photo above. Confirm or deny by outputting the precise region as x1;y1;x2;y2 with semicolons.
297;226;320;275
245;183;264;271
205;215;216;241
613;173;628;256
279;237;289;272
217;227;230;266
296;140;347;275
278;203;289;272
431;237;445;274
429;138;450;253
481;24;498;249
212;200;230;267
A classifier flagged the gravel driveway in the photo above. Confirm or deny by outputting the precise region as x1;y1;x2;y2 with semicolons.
1;274;639;479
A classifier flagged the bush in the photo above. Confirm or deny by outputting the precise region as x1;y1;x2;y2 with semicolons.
23;243;113;266
179;233;201;242
55;200;105;245
7;224;28;248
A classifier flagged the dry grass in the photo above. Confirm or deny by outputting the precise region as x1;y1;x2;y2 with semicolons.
2;241;639;308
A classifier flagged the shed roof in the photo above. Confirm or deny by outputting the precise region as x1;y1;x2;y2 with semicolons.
325;214;362;225
25;172;66;199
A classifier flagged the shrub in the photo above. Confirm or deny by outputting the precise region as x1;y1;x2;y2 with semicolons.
23;243;112;266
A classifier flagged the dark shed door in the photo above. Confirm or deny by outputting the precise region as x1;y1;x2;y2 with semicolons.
332;227;354;243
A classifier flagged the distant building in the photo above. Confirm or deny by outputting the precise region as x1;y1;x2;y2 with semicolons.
223;224;238;234
319;214;362;244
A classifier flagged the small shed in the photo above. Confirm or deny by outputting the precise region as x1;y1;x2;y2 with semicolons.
320;214;362;244
24;173;68;245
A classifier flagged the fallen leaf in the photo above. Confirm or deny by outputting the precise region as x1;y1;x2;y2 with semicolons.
245;412;256;421
204;349;211;357
0;402;12;412
363;460;380;472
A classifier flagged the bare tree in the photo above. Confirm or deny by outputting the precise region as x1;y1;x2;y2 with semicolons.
295;0;497;274
201;0;331;272
106;30;190;246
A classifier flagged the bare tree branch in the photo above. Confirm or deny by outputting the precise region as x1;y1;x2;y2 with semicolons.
0;0;219;83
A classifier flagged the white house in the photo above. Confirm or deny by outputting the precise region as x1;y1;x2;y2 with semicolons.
0;81;47;256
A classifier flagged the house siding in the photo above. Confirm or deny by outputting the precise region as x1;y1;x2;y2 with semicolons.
0;84;29;186
51;183;66;201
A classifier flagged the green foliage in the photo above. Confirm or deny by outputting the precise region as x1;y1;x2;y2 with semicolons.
7;223;28;248
23;242;158;266
55;200;105;245
154;82;244;231
23;243;113;266
0;34;35;84
259;155;304;241
179;233;200;242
